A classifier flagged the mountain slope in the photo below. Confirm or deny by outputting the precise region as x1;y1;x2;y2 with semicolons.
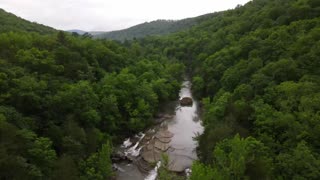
95;13;219;41
0;6;184;180
135;0;320;179
66;29;106;36
66;29;87;35
0;8;56;34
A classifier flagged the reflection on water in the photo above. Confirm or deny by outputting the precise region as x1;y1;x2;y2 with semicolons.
166;81;203;171
116;80;203;180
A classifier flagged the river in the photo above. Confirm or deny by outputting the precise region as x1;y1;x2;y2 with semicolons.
115;80;203;180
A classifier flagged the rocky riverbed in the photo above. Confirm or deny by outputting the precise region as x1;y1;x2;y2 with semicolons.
114;80;203;180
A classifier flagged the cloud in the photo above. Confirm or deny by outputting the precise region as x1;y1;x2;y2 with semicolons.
0;0;250;31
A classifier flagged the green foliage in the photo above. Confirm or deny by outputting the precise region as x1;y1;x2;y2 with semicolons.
52;155;79;180
190;162;220;180
96;14;219;41
213;135;271;179
194;135;272;180
133;0;320;179
80;142;113;180
158;154;184;180
276;141;320;179
1;0;320;179
0;11;184;178
0;8;55;34
27;137;57;176
192;76;205;98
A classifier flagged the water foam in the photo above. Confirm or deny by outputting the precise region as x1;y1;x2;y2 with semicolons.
144;161;161;180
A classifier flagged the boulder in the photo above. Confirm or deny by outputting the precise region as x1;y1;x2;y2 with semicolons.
180;97;193;106
111;150;127;162
154;113;165;118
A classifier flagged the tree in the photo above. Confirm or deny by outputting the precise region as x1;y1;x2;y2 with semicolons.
190;162;222;180
192;76;205;98
199;135;271;179
28;137;57;176
52;155;79;180
80;141;113;180
57;31;67;45
276;141;320;179
158;154;183;180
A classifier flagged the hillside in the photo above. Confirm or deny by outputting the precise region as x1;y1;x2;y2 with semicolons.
0;7;184;180
0;8;56;34
95;13;219;41
137;0;320;179
66;29;87;35
1;0;320;179
66;29;106;36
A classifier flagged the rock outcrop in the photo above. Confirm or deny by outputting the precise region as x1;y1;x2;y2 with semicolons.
154;114;174;124
119;123;195;173
141;128;173;164
180;97;193;106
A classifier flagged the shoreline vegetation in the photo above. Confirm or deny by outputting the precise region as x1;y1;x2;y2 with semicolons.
1;0;320;179
0;29;185;179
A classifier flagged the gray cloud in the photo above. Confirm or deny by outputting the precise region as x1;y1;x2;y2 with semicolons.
1;0;250;31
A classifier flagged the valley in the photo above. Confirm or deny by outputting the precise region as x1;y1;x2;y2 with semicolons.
0;0;320;179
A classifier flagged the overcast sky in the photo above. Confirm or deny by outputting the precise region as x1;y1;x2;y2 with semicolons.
1;0;250;32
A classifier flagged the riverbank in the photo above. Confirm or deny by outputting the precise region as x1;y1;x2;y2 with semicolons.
114;80;203;180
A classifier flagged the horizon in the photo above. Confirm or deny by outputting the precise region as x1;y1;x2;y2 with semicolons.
1;0;250;32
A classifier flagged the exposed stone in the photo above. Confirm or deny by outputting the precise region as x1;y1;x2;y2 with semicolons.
154;117;165;124
180;97;193;106
163;114;174;119
136;157;154;173
111;150;127;162
145;143;154;151
155;135;171;143
154;113;165;118
156;129;174;138
168;154;194;172
141;150;162;163
154;140;170;151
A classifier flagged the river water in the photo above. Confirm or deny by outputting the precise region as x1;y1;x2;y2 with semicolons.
115;80;203;180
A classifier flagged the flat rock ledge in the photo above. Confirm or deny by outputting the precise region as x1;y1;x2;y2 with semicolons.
141;128;173;164
138;127;193;172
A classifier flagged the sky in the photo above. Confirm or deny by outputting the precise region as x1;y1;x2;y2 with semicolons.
1;0;251;32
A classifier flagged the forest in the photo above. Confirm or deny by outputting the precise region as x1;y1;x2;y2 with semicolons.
136;0;320;179
0;27;184;179
0;9;55;34
1;0;320;179
95;13;218;41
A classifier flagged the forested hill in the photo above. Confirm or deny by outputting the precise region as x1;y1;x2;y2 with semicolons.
1;0;320;179
0;7;184;179
136;0;320;179
95;13;219;41
0;8;56;34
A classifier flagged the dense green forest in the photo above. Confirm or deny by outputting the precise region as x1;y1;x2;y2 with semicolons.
95;14;218;41
0;8;56;34
0;9;184;179
134;0;320;179
1;0;320;179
